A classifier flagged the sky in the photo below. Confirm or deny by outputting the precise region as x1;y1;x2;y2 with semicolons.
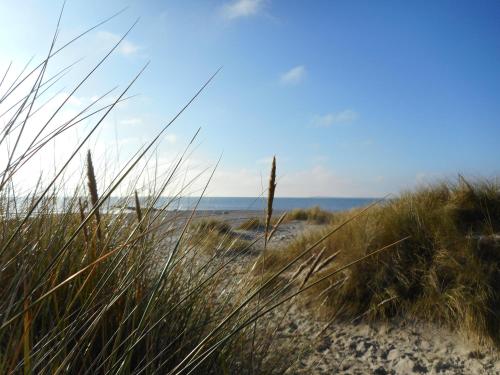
0;0;499;197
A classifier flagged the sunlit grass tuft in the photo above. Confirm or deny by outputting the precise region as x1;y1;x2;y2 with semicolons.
261;179;500;347
286;206;334;224
0;7;417;374
238;217;265;231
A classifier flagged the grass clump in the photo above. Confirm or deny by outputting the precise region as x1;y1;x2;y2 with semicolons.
238;215;285;231
238;217;265;231
0;194;225;373
1;7;457;373
191;218;232;235
0;16;299;373
191;218;251;255
287;206;333;224
263;179;500;347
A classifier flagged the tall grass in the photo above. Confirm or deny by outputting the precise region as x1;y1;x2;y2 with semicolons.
261;179;500;347
0;11;269;373
189;218;251;256
286;206;333;224
238;217;265;231
0;7;407;374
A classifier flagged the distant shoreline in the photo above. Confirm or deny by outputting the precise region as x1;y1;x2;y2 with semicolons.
109;196;379;212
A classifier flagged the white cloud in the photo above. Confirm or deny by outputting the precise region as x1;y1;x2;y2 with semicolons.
107;136;141;148
193;163;382;197
279;165;356;197
97;31;141;56
0;88;92;190
67;96;83;106
120;117;143;126
280;65;306;85
164;134;177;144
311;110;359;127
220;0;264;20
0;71;153;194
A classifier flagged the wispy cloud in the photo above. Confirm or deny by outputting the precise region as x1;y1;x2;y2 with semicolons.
164;134;177;144
120;117;143;126
280;65;306;85
97;31;142;56
311;110;359;127
204;164;379;197
220;0;264;20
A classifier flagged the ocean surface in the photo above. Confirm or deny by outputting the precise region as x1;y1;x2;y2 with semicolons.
155;196;378;212
15;196;379;215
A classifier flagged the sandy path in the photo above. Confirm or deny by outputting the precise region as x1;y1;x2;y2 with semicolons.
211;211;500;374
168;210;500;374
270;305;499;374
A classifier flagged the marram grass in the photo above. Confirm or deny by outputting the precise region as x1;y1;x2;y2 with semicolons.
261;179;500;348
0;14;295;373
0;6;424;374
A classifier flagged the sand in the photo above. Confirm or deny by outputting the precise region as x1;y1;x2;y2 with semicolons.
187;210;500;374
272;306;500;374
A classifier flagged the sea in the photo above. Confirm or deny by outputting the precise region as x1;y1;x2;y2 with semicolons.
26;196;379;214
153;196;378;212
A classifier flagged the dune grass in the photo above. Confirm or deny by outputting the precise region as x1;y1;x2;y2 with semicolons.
238;217;265;231
190;218;251;256
1;193;226;373
286;206;333;224
0;11;379;373
236;205;333;233
0;15;293;373
261;179;500;347
191;218;232;235
0;7;428;374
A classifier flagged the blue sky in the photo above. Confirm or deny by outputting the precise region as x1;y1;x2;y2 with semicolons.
1;0;499;197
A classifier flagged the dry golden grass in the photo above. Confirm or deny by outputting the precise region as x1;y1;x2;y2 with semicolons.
261;179;500;347
6;6;494;374
0;15;298;373
190;218;251;256
191;218;232;235
238;217;265;231
286;206;334;224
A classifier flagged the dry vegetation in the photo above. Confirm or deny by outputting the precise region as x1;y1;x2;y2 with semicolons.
191;218;233;235
237;206;333;231
190;218;252;256
260;179;500;347
286;206;334;224
2;11;388;373
238;217;265;231
2;7;498;375
0;14;297;373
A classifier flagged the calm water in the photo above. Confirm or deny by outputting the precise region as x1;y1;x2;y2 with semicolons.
159;197;378;212
42;196;378;214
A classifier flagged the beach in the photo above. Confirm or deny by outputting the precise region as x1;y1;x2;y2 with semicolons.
2;2;500;372
188;209;500;374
